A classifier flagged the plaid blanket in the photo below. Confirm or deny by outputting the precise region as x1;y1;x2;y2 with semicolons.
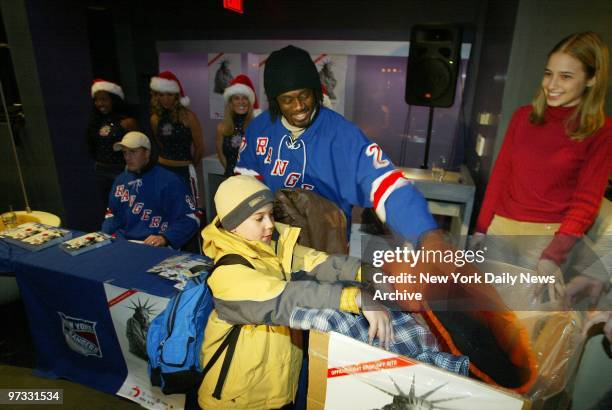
289;308;469;375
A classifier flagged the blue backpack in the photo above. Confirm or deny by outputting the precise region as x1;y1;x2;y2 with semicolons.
146;254;252;395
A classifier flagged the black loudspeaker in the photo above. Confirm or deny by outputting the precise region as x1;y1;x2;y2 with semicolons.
405;24;462;108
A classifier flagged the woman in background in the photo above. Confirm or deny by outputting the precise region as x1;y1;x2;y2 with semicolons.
473;32;611;278
87;79;138;211
150;70;204;201
215;74;261;176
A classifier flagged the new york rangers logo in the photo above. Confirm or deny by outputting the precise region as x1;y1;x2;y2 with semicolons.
58;312;103;358
161;123;173;137
98;124;111;137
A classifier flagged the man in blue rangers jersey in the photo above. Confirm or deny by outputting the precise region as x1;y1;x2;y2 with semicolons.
235;45;436;245
101;131;199;248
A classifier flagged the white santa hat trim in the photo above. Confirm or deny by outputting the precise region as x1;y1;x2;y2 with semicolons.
91;80;124;99
223;83;255;106
322;93;332;109
150;73;190;106
150;77;180;94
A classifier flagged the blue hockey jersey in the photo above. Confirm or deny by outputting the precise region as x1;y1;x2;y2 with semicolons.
235;108;436;244
102;164;199;248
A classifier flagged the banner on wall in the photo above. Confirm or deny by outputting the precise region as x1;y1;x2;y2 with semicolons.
105;284;185;410
208;53;241;119
256;53;348;116
314;54;347;115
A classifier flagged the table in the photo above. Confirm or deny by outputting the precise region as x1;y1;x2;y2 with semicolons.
1;235;206;409
401;166;476;249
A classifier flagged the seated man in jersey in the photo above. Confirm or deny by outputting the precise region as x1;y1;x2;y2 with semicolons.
101;131;199;248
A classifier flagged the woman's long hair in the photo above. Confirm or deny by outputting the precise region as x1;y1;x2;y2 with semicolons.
220;100;254;137
530;32;609;141
150;92;189;123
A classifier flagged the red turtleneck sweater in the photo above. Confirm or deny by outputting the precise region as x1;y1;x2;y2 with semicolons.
477;105;612;242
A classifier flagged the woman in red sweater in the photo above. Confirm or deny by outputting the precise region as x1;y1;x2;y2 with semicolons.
474;32;611;276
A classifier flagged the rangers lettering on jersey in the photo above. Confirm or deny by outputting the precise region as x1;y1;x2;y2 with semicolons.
256;137;269;155
149;216;162;228
284;172;301;187
132;202;144;214
141;209;152;221
264;147;273;164
271;159;289;176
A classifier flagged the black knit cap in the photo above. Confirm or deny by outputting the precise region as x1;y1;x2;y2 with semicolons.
264;45;321;99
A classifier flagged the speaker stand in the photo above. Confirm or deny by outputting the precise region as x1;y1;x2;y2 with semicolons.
420;106;435;169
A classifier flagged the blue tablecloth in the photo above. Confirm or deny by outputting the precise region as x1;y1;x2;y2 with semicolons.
1;234;203;398
11;237;185;296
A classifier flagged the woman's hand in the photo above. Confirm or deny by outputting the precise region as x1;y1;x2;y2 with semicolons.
565;274;605;306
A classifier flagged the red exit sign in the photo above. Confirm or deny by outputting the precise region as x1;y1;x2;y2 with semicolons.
223;0;243;14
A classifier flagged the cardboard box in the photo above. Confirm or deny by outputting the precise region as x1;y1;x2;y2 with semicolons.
307;331;530;410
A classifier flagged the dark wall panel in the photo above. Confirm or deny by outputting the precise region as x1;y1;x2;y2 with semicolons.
24;0;99;230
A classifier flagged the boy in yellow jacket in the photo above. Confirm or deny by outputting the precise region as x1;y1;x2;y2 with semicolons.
198;176;471;409
198;175;393;409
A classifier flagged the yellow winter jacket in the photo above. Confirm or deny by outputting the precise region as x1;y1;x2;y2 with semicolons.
198;218;361;410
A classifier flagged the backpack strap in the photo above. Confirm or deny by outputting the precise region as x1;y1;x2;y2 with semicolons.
202;253;254;400
202;325;242;399
212;253;254;271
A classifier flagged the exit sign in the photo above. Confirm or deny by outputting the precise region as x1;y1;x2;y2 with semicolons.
224;0;243;14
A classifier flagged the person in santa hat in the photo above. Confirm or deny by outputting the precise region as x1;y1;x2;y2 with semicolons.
150;70;204;201
87;78;138;218
216;74;262;176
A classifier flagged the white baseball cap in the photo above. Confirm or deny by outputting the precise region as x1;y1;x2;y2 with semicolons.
113;131;151;151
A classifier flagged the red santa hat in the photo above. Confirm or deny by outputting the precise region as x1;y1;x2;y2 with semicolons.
223;74;261;115
91;79;124;99
150;70;190;106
